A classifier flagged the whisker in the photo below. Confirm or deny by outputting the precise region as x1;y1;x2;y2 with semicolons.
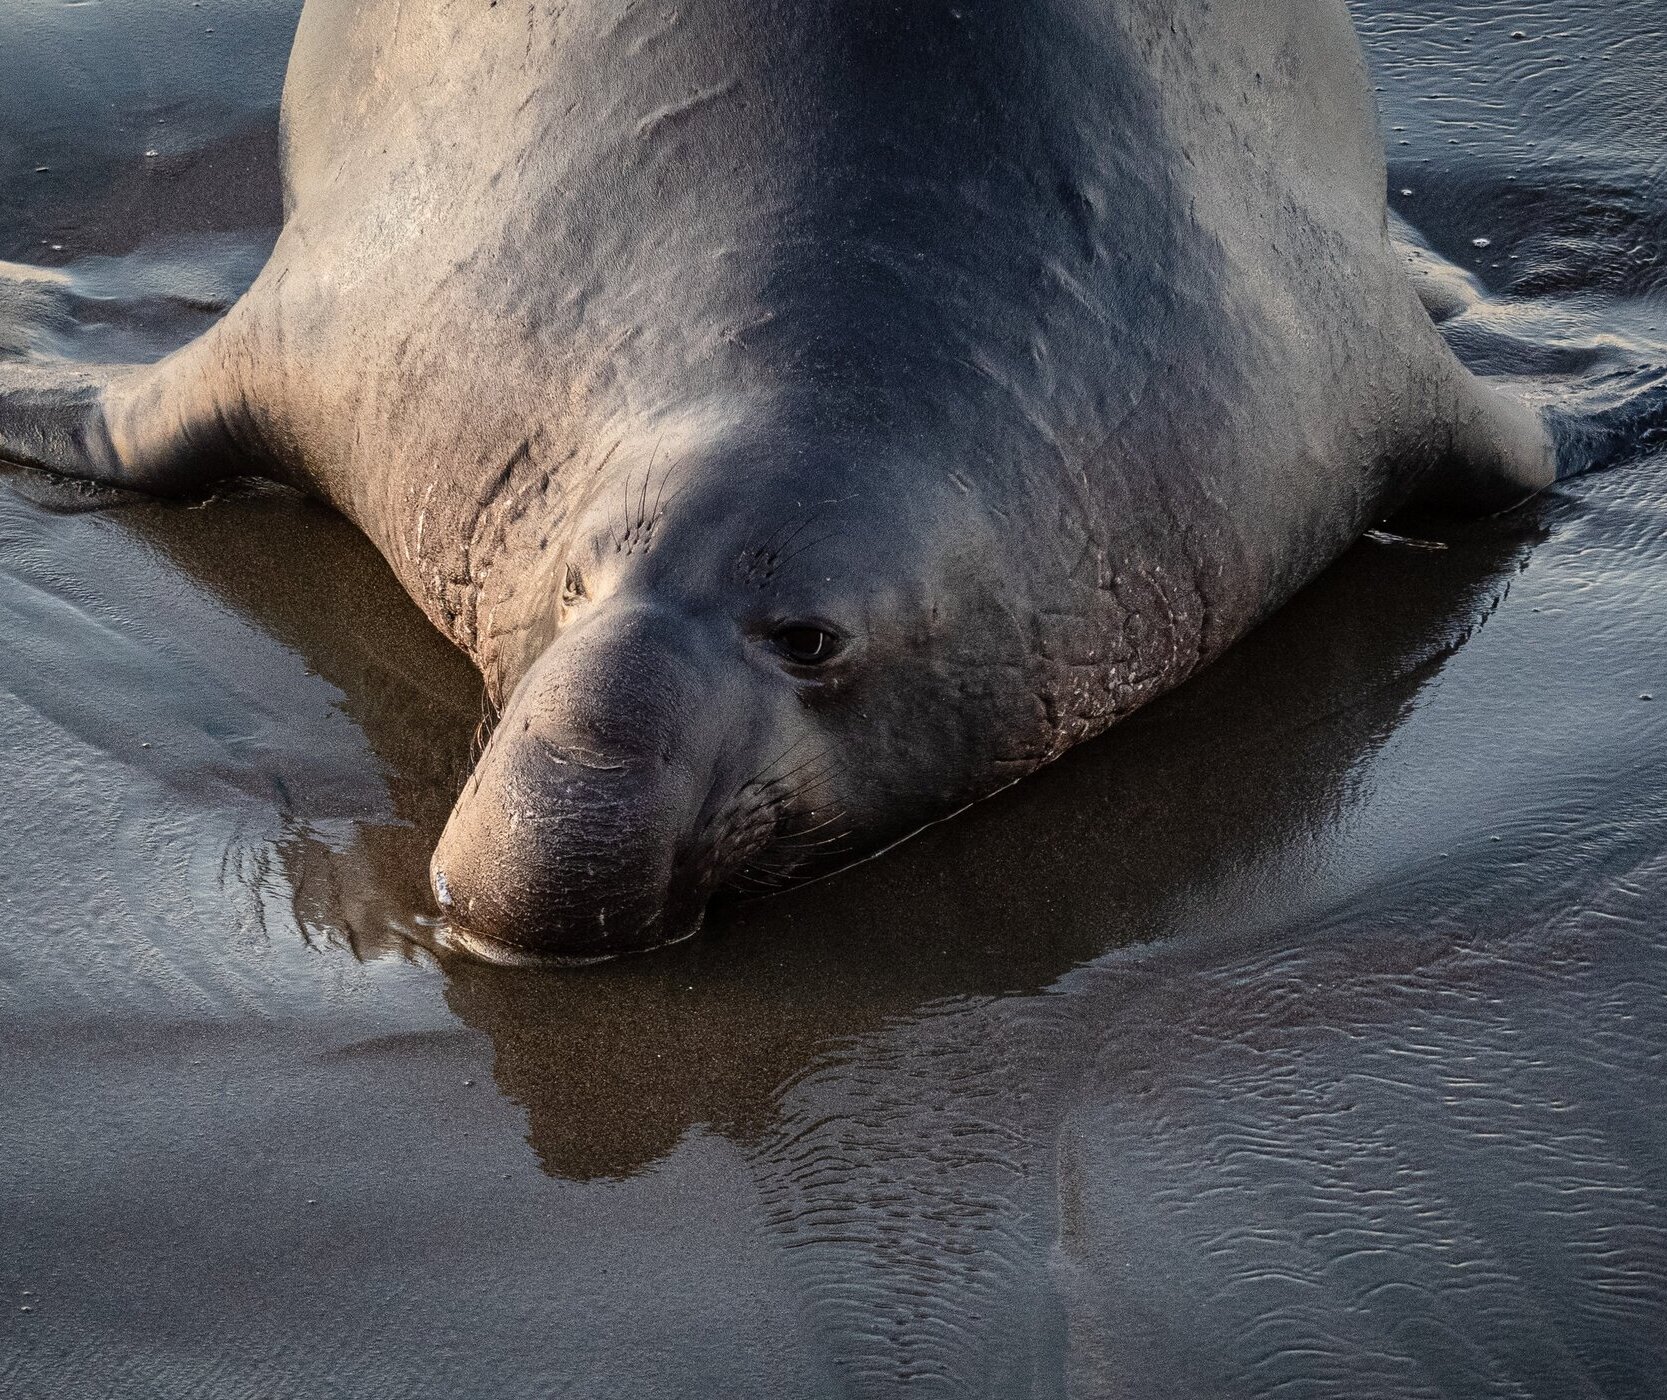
774;530;844;572
745;734;815;791
751;512;812;561
776;809;845;843
789;816;850;848
762;744;841;794
743;856;828;884
730;868;790;891
774;830;854;856
648;434;677;522
469;689;499;766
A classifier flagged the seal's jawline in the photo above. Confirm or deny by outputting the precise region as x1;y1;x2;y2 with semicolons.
432;909;706;968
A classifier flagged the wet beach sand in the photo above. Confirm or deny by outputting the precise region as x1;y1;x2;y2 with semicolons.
2;3;1665;1396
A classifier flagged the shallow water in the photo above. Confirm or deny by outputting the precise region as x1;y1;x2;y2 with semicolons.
1;2;1665;1396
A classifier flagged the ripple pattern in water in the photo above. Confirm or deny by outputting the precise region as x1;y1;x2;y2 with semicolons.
2;2;1666;1397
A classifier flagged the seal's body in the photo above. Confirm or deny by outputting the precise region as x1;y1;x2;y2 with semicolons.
0;0;1556;956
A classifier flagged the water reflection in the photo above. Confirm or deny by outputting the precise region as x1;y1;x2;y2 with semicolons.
6;3;1667;1391
109;476;1546;1180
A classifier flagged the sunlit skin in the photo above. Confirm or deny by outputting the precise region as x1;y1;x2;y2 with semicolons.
0;0;1563;957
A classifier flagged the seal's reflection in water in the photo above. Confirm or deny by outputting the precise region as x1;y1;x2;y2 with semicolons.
114;474;1545;1182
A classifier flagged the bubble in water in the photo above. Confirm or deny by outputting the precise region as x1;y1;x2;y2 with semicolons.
1473;237;1493;249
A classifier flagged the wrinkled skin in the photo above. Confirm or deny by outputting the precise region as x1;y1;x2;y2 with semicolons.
428;429;1018;955
0;0;1557;957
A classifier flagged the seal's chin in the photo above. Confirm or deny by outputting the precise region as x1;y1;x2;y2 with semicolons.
428;903;708;968
426;833;715;964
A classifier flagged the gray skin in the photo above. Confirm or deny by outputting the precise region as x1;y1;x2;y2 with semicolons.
0;0;1557;958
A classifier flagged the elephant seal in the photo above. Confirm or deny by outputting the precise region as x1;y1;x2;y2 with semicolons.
0;0;1566;958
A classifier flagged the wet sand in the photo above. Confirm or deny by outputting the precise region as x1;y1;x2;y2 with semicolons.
2;3;1665;1396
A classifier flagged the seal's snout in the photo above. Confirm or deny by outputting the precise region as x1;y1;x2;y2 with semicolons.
430;604;732;961
430;731;711;961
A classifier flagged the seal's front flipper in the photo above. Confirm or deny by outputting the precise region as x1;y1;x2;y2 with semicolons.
0;328;256;496
1403;360;1667;522
1400;373;1559;520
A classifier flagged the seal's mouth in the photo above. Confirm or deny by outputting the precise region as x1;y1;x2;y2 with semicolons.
428;910;707;968
424;746;851;963
427;823;718;963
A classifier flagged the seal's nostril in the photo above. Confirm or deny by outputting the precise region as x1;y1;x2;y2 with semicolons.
433;867;454;909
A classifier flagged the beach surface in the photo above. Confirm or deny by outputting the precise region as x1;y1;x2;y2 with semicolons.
2;3;1665;1396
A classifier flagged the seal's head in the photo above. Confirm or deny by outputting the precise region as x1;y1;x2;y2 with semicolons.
429;426;1030;960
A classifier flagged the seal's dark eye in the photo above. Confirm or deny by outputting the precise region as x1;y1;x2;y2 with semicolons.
772;624;842;667
561;563;586;606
